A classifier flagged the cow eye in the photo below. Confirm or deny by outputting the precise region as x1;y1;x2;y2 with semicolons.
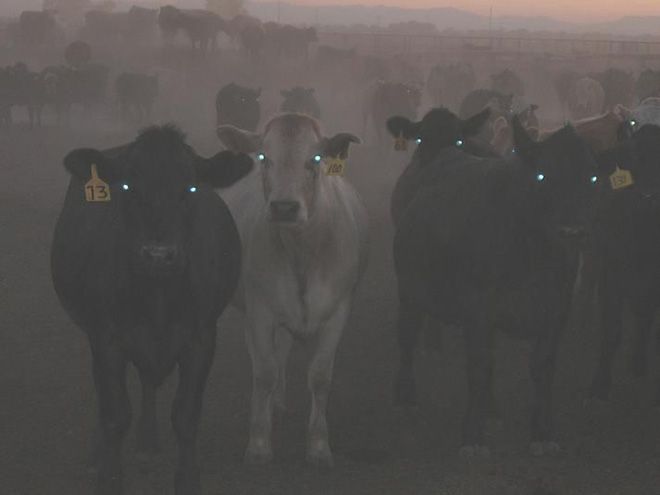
189;185;197;193
416;138;422;144
456;139;464;147
313;154;322;163
590;175;598;184
121;183;130;191
536;173;545;182
630;120;637;127
257;153;266;163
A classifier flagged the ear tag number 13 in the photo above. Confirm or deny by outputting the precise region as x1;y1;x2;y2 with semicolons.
85;164;111;202
609;166;634;191
324;156;346;177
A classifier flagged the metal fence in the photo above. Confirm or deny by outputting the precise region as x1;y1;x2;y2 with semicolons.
317;30;660;62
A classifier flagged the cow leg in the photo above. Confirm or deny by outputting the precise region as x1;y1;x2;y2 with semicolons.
171;327;216;495
273;326;293;416
590;275;624;400
629;300;653;378
90;343;131;495
394;301;423;406
460;321;493;458
529;325;562;456
245;305;277;464
136;370;160;458
306;298;350;467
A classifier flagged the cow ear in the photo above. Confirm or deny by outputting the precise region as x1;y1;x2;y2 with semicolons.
63;148;121;183
386;116;418;139
216;125;262;153
322;133;361;158
196;151;254;189
512;115;536;155
462;108;491;136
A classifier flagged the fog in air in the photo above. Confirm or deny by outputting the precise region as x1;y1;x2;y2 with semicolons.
2;0;660;494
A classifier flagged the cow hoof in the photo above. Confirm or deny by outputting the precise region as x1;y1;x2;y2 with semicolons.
306;447;334;469
458;444;490;459
529;441;561;457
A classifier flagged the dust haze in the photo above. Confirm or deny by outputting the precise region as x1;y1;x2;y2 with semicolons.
1;1;660;495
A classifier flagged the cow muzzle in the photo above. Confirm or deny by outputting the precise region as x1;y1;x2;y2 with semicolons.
138;243;181;272
269;200;301;223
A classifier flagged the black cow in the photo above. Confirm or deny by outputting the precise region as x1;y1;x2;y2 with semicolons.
390;109;598;456
426;63;476;111
116;72;158;124
589;124;660;403
159;5;227;53
363;80;422;146
491;68;525;96
637;69;660;102
84;7;158;44
51;125;253;495
591;68;636;112
215;83;261;131
1;62;46;128
228;15;265;59
263;22;317;60
280;87;321;118
17;10;59;45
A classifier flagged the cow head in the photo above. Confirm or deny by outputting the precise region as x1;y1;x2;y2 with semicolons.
280;87;320;117
513;117;598;239
217;114;360;226
386;107;491;163
64;125;252;279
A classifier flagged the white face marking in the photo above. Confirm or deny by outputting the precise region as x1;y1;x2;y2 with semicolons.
260;122;322;225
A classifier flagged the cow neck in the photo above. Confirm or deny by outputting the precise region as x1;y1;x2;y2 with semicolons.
271;179;336;297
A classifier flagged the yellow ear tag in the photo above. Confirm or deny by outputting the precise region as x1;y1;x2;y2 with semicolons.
84;164;111;202
394;133;408;151
609;166;634;191
324;156;346;177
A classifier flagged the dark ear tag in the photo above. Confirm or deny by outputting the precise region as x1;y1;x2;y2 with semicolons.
394;133;408;151
84;164;111;202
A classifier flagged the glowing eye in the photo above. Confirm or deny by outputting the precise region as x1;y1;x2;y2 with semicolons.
416;138;422;144
590;176;598;184
122;184;129;191
536;173;545;182
511;148;517;154
257;153;266;162
313;154;322;163
189;186;197;193
631;120;637;126
456;139;464;147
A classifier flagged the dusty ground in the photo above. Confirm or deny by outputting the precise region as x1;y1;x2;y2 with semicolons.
1;42;660;494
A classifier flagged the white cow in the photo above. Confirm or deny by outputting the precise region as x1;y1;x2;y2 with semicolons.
216;113;369;467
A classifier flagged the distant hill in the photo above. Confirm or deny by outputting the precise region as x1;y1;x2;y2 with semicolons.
246;1;660;37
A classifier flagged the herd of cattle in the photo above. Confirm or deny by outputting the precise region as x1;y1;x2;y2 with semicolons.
3;4;660;495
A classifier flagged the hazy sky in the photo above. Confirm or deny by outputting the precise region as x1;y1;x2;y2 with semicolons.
282;0;660;22
2;0;660;22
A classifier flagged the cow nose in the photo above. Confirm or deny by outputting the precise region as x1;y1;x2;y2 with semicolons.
139;243;179;267
270;200;301;222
